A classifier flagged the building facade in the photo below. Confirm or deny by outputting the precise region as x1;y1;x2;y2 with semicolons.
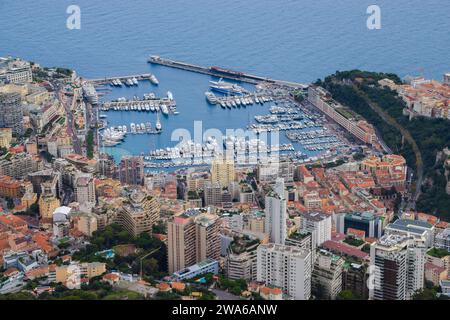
265;178;286;245
370;234;426;300
0;92;23;136
167;211;221;274
257;243;312;300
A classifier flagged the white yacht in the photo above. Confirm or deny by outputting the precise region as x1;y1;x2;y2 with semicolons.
156;113;162;131
150;74;159;85
161;104;169;116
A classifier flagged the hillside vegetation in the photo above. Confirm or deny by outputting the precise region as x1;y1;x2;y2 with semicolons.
316;71;450;219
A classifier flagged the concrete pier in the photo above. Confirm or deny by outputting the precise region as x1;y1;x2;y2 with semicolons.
88;74;155;85
148;55;308;89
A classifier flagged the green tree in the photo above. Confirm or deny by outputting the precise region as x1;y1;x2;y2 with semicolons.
337;290;361;300
412;288;438;300
86;129;94;159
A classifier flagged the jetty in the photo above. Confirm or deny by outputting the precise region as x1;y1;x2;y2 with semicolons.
87;74;156;85
148;55;308;89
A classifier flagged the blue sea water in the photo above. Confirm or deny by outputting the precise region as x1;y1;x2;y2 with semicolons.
1;0;449;162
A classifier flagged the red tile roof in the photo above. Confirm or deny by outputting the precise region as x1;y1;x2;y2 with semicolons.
322;240;369;260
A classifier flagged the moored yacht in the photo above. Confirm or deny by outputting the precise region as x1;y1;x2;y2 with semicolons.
150;74;159;85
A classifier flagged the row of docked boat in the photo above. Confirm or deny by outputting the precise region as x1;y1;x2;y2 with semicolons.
101;127;126;147
255;115;279;124
129;121;161;134
248;120;322;133
101;117;162;147
205;92;273;109
146;137;295;161
269;105;300;115
304;142;341;152
109;74;159;87
100;102;172;115
100;92;176;115
286;130;335;141
143;149;343;169
110;77;139;87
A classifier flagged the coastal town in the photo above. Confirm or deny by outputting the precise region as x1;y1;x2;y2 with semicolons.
0;55;450;301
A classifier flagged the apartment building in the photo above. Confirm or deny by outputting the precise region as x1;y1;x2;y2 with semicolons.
265;178;287;245
384;219;434;248
225;236;259;281
0;152;41;179
0;175;22;198
435;228;450;252
311;250;345;300
118;156;144;186
0;57;32;84
117;190;160;237
370;234;426;300
211;158;235;187
74;174;96;213
167;210;221;274
203;182;222;207
299;212;332;249
308;86;377;146
257;243;312;300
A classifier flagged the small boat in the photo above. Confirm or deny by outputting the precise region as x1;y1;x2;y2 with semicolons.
161;104;169;116
156;113;162;131
167;91;174;101
205;91;218;104
132;77;138;85
150;74;159;85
